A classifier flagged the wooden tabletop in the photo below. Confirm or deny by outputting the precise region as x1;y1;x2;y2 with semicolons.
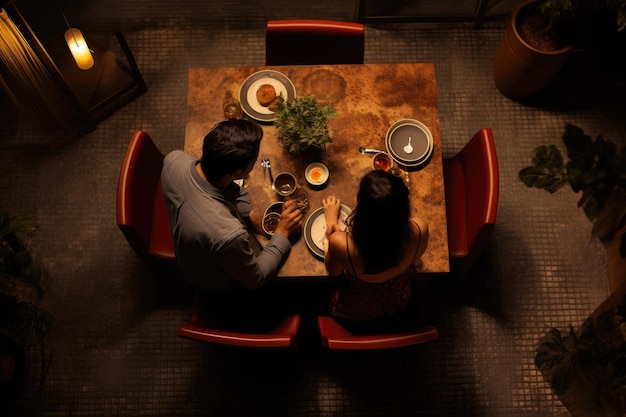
184;63;449;277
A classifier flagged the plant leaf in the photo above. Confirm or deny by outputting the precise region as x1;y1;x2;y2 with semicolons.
519;145;567;193
274;96;336;155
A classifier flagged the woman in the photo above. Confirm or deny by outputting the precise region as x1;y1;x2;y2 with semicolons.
322;170;429;331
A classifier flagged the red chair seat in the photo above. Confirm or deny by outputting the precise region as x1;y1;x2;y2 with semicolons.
149;179;175;260
443;158;469;259
317;316;439;351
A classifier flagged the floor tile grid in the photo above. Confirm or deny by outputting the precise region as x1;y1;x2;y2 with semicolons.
367;20;613;417
1;3;623;416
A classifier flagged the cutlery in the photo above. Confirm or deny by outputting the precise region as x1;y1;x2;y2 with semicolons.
261;158;274;184
359;146;385;154
403;136;413;154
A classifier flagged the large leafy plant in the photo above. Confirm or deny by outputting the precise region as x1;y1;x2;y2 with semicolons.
519;124;626;256
535;295;626;408
274;96;336;156
538;0;626;37
0;202;53;347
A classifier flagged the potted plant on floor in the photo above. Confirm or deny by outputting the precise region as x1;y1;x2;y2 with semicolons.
273;96;337;156
519;124;626;292
0;202;53;411
535;295;626;416
493;0;626;99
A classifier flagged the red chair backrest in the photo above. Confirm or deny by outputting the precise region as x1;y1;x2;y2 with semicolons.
266;20;364;65
178;304;301;348
444;128;499;261
317;316;439;350
117;130;175;263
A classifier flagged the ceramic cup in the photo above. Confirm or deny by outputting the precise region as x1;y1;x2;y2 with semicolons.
272;172;297;197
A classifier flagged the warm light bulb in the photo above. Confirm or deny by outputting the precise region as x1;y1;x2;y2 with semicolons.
64;28;94;70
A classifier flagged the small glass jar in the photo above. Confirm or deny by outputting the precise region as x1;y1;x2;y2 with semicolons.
286;187;309;214
223;96;243;120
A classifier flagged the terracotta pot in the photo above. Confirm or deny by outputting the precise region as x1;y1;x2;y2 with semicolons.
493;0;574;99
606;224;626;294
558;364;624;417
0;335;25;408
0;352;16;385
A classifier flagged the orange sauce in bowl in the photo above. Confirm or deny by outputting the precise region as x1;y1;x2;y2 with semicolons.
309;167;323;182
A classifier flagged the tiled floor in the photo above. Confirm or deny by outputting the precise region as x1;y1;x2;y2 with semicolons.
1;0;625;416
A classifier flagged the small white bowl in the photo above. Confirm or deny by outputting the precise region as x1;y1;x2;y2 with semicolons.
305;163;330;187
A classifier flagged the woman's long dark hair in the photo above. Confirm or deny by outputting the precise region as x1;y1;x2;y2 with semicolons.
349;170;411;274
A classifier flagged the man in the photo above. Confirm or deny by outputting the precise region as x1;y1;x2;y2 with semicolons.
161;119;303;293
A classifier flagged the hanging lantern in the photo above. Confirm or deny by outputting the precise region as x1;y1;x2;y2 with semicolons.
64;28;93;70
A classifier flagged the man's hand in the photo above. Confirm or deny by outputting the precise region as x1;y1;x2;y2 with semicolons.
274;200;303;238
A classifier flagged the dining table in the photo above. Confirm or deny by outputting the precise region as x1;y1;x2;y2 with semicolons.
184;63;449;278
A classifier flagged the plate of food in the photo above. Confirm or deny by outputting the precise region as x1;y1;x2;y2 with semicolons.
239;70;296;122
304;204;351;260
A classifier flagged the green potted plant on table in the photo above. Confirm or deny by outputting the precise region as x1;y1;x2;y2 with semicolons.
519;124;626;291
493;0;626;99
535;295;626;416
273;96;337;156
0;202;53;411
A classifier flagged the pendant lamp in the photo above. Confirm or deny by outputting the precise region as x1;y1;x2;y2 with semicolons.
57;1;93;70
64;28;93;70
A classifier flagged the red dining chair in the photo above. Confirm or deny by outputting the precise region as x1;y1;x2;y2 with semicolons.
265;20;364;65
317;316;439;351
116;130;176;271
178;297;302;348
443;128;499;276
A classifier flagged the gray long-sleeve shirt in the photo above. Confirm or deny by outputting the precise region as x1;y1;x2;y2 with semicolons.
161;151;291;291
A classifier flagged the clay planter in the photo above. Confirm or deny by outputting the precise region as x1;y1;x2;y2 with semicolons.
493;0;574;99
0;335;26;409
557;363;625;417
0;352;16;385
606;223;626;294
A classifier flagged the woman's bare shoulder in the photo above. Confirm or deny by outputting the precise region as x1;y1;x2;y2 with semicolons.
410;218;429;256
411;217;429;234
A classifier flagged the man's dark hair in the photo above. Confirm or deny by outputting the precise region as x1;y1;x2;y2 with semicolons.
200;119;263;181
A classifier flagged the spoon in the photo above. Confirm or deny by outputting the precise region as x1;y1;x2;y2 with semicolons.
359;146;385;154
403;136;413;154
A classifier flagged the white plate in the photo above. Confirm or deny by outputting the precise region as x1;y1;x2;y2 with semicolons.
304;205;351;260
394;143;434;169
386;119;433;168
239;70;296;122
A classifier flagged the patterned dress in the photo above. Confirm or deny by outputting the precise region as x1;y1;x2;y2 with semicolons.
329;223;421;323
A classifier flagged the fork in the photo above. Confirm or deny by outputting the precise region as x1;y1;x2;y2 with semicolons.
261;159;274;184
266;159;274;184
